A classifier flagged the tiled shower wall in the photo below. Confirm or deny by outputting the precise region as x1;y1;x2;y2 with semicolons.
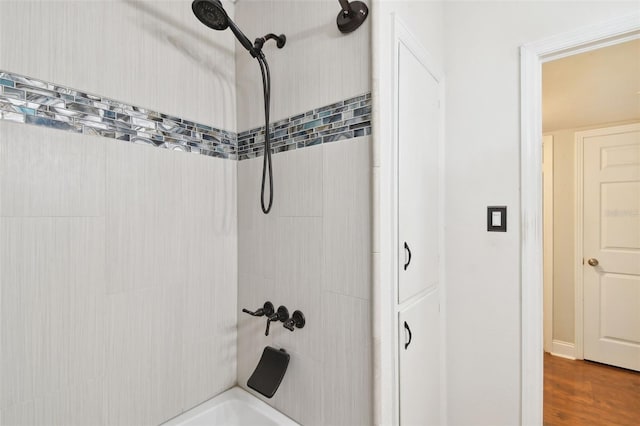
0;1;238;424
235;0;370;130
0;123;238;425
0;1;373;425
235;1;373;425
0;0;237;128
237;137;372;426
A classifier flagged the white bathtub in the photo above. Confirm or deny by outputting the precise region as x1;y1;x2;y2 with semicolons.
163;387;299;426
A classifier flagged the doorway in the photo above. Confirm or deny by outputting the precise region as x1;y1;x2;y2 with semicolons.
542;41;640;366
520;12;640;425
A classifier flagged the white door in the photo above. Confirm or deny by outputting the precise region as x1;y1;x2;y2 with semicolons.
399;290;440;426
397;39;440;304
582;123;640;371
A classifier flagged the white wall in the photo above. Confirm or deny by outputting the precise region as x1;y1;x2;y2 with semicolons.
444;2;639;425
235;0;370;130
0;1;238;424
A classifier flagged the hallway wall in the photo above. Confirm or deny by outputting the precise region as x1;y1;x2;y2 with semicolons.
444;2;639;424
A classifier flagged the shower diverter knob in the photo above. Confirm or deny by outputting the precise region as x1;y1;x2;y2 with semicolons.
283;310;305;331
265;306;289;336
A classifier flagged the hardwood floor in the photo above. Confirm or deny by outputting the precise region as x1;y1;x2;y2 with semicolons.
544;353;640;425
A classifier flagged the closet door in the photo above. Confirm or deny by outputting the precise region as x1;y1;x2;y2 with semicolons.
399;290;440;425
397;41;440;304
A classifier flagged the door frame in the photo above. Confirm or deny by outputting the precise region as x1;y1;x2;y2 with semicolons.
520;11;640;425
542;135;553;355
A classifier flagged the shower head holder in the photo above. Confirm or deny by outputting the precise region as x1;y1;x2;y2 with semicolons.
192;0;285;214
254;33;287;53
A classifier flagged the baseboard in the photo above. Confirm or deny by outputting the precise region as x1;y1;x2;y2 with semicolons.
550;340;577;360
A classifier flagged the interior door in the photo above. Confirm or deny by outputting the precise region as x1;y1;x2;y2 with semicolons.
399;290;440;426
583;124;640;371
397;40;440;304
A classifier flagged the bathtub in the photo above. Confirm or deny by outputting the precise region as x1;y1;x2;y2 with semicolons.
163;387;299;426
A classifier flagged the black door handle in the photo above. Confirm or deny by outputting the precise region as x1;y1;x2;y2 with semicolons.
404;242;412;270
404;321;412;349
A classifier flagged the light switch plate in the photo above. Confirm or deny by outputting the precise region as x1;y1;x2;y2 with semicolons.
487;206;507;232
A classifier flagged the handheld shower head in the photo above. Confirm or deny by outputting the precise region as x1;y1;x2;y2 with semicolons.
192;0;256;55
192;0;228;30
191;0;287;215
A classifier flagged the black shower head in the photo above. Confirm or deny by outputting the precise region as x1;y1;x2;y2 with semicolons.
192;0;256;55
192;0;228;31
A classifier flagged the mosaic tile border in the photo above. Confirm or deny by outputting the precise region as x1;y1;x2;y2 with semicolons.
0;70;372;161
0;70;237;159
237;93;371;160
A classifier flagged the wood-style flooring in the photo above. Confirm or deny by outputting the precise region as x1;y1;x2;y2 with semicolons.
544;352;640;425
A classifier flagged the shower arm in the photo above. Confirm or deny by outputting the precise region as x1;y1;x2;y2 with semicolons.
335;0;368;34
338;0;354;16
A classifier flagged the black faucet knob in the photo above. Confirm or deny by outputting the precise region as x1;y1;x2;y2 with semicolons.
283;320;295;331
265;306;289;336
243;301;275;317
283;310;305;331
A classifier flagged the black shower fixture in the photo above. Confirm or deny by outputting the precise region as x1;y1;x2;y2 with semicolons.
336;0;369;33
192;0;286;214
193;0;253;53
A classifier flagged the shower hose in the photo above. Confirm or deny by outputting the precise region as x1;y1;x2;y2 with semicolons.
257;53;273;214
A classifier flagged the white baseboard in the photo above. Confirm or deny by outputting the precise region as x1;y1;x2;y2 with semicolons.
550;340;577;360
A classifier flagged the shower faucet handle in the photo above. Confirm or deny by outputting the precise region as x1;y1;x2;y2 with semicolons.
283;310;306;331
265;306;289;336
243;301;275;317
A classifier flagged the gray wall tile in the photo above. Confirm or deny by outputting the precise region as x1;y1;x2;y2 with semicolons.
0;217;106;415
0;121;105;217
237;137;372;425
1;136;237;425
323;136;372;300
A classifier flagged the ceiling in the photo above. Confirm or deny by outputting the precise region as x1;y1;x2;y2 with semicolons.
542;38;640;132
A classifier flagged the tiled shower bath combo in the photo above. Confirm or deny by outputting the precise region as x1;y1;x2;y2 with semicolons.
0;0;374;424
0;72;373;426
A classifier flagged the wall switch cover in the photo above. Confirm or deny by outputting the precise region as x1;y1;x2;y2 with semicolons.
487;206;507;232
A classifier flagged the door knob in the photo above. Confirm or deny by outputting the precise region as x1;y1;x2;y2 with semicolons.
587;258;599;267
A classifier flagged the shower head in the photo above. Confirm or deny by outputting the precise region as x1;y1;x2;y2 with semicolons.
192;0;256;55
192;0;228;30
